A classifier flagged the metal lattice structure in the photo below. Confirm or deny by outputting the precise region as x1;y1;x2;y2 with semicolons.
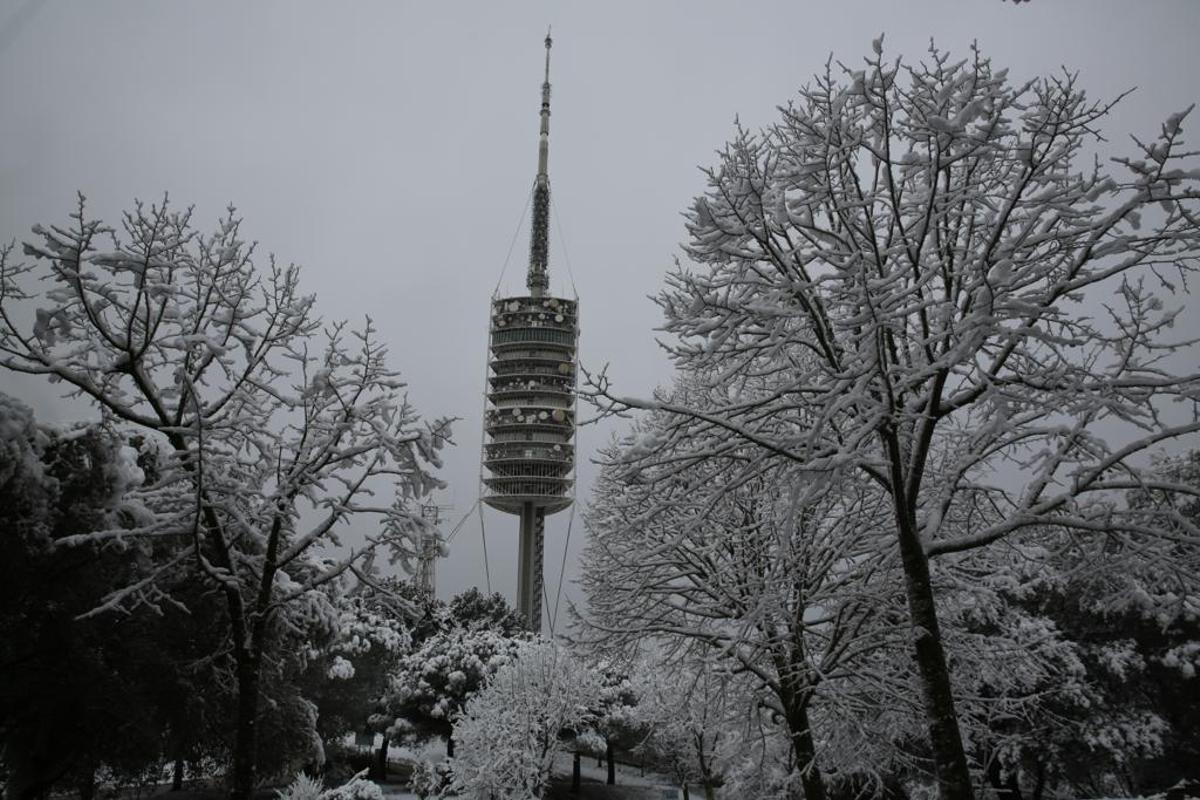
480;31;577;633
416;503;448;596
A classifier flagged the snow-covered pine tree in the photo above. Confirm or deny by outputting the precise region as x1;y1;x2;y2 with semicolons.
382;625;528;758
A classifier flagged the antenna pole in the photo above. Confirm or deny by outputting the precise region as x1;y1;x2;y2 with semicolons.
527;29;552;297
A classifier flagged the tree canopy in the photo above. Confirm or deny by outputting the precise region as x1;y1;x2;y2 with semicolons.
584;40;1200;800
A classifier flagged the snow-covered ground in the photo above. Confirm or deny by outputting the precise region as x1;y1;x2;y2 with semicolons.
377;789;417;800
375;739;682;799
549;751;678;793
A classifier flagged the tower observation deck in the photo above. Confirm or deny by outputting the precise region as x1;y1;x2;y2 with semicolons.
481;31;578;633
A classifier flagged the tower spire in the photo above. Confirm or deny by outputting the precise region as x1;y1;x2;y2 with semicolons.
527;29;552;297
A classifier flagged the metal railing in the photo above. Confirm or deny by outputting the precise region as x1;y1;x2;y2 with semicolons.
491;327;576;347
485;445;573;464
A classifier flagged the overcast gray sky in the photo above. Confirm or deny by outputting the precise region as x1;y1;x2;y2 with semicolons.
3;0;1199;621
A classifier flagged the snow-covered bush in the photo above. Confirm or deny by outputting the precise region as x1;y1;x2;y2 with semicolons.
447;639;602;800
321;772;383;800
408;760;452;800
276;773;324;800
277;771;381;800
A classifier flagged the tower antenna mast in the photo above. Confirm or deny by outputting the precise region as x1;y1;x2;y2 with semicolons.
528;28;552;297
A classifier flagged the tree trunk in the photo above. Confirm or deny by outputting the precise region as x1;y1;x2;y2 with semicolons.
15;783;46;800
572;751;581;794
986;757;1022;800
682;784;690;800
883;773;910;800
229;651;263;800
785;700;826;800
373;734;390;781
173;435;261;800
894;500;974;800
76;770;95;800
446;735;455;759
606;740;616;785
703;784;717;800
10;756;66;800
172;755;185;791
1032;761;1046;800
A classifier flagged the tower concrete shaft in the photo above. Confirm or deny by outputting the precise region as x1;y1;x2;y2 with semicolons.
518;502;546;632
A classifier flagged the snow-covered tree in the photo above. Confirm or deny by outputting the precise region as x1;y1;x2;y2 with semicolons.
300;587;412;757
586;660;640;787
581;376;902;800
444;586;527;637
447;639;601;800
584;40;1200;800
0;197;451;799
0;394;233;800
630;657;733;800
1;396;158;800
968;462;1200;799
383;626;527;757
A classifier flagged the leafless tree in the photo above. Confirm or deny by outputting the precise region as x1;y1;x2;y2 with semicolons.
0;196;451;798
581;373;904;800
585;41;1200;800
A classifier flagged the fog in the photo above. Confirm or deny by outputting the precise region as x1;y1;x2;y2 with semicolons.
2;0;1198;620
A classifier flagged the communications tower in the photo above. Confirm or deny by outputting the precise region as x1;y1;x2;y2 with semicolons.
415;503;448;597
481;31;577;633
